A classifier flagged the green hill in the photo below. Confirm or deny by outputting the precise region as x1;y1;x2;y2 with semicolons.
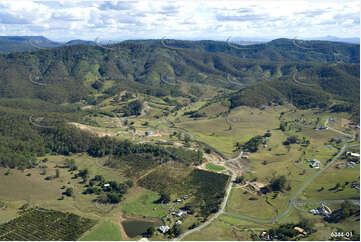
0;39;359;104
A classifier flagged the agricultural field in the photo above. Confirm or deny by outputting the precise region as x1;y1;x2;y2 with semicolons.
0;209;96;240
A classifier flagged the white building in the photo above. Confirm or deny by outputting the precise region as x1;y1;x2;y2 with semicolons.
176;210;187;217
158;225;170;233
310;159;320;168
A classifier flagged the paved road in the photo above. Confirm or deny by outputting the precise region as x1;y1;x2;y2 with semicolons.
224;119;356;223
175;154;238;241
224;139;351;224
175;117;358;240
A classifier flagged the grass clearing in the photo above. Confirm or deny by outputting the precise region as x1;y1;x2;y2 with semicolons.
205;162;225;171
80;220;123;241
121;189;167;218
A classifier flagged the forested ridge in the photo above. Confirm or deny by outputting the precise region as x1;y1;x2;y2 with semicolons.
0;38;359;168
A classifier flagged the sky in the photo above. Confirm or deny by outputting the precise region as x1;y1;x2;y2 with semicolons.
0;0;359;41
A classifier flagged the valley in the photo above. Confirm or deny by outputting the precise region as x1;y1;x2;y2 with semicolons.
0;37;359;241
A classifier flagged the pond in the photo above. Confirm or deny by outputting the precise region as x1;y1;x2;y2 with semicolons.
122;219;160;238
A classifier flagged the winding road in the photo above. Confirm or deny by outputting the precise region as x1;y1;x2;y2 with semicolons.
175;154;238;241
292;73;317;87
175;117;358;239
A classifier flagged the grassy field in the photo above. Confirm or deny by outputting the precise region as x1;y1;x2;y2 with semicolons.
178;106;287;156
205;162;225;171
227;187;279;219
179;105;359;240
182;214;270;241
300;166;359;201
121;188;167;218
80;220;124;241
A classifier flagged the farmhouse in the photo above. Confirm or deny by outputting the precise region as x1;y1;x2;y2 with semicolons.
145;131;153;135
310;159;320;168
309;204;332;216
158;225;170;233
294;226;307;235
347;152;360;158
176;210;187;217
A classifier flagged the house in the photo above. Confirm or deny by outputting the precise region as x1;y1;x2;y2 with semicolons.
103;183;110;187
319;126;328;130
158;225;170;233
176;220;182;225
145;131;153;136
309;204;332;216
241;153;249;159
260;232;271;240
176;199;182;202
347;152;360;158
309;209;318;215
294;227;307;235
176;210;187;217
351;181;360;190
310;159;320;168
183;195;189;200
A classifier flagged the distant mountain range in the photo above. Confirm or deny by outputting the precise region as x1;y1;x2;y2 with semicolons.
0;35;359;54
0;36;95;54
307;36;360;44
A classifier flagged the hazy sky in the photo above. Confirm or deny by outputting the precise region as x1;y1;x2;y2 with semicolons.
0;0;359;41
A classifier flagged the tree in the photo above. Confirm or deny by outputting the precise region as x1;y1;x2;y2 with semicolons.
184;135;191;143
170;224;183;238
125;180;133;188
78;169;89;183
107;192;122;203
64;187;73;197
144;227;155;238
159;192;171;203
269;175;287;192
264;131;272;137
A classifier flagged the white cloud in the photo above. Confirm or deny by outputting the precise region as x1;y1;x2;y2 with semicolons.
0;0;358;41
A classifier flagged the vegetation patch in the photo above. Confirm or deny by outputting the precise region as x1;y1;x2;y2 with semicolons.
138;167;229;219
0;208;96;240
206;162;225;171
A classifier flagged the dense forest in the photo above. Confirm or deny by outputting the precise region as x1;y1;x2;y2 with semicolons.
0;103;202;169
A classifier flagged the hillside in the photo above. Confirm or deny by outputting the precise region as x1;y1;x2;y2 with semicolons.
0;39;359;105
229;63;360;107
138;38;360;64
0;36;62;54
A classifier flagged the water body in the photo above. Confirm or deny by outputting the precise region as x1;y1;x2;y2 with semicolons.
122;219;159;238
